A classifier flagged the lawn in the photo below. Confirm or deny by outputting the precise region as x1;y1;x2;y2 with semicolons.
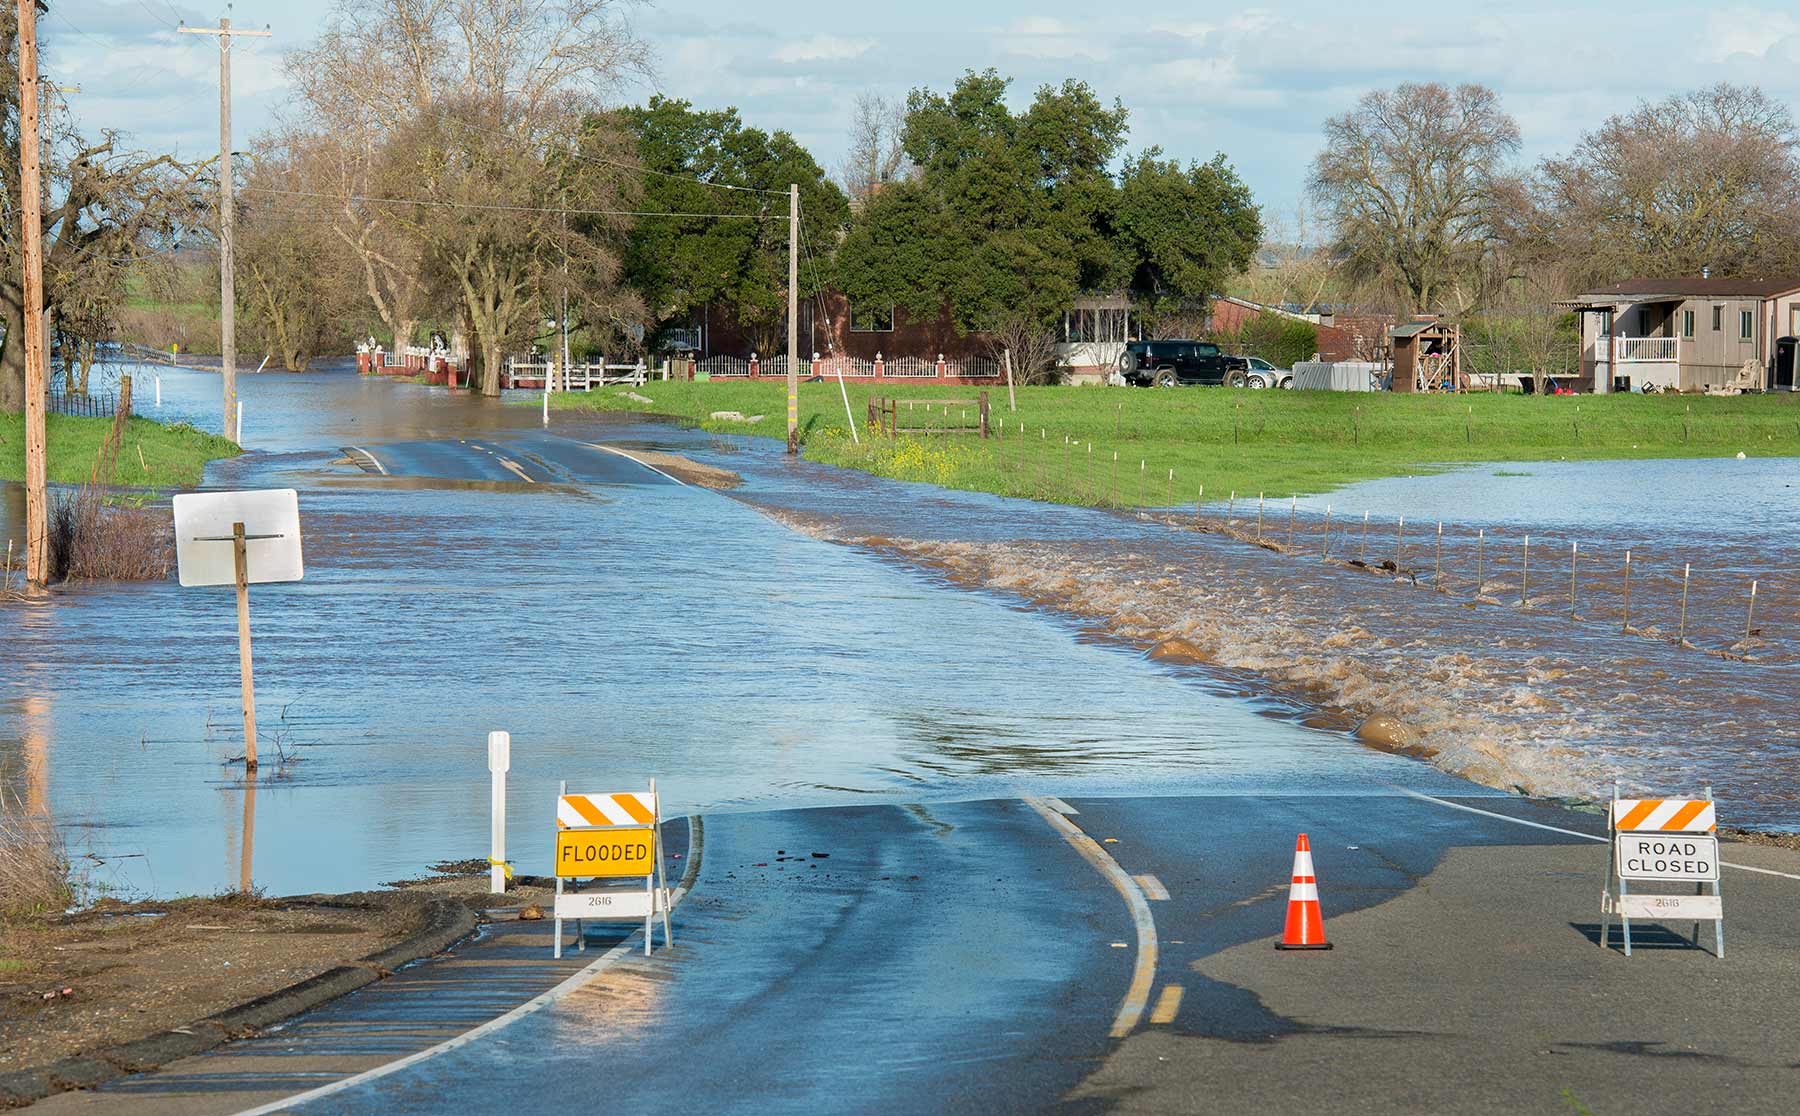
549;380;1800;506
0;412;241;489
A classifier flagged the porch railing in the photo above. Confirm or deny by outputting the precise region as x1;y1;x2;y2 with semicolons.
1612;336;1680;363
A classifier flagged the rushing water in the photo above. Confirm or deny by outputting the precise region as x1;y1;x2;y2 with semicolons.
2;365;1796;899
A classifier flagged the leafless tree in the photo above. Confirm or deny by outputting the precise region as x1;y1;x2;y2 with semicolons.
986;312;1064;384
2;9;211;409
389;98;640;394
1309;82;1520;317
840;92;908;203
280;0;649;353
1527;84;1800;283
236;138;360;370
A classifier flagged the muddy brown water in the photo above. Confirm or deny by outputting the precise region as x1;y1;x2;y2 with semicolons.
2;363;1796;898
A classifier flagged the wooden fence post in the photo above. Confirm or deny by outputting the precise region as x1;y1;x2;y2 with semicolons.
979;391;990;439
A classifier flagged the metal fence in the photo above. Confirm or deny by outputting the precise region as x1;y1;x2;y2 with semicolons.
48;390;119;418
701;356;752;378
886;356;938;379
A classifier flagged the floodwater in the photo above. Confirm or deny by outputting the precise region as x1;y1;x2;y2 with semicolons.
3;364;1796;898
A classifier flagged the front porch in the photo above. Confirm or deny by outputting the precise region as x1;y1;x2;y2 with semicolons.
1593;335;1682;391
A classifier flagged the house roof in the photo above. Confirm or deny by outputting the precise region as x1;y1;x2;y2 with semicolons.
1570;276;1800;303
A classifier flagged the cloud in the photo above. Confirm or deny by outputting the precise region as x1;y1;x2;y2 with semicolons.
772;34;874;64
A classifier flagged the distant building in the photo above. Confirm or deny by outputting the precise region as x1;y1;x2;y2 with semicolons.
1564;277;1800;393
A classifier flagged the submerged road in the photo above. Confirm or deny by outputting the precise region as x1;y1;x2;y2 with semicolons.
42;793;1800;1115
341;432;682;487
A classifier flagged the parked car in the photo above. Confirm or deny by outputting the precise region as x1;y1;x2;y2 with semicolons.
1116;340;1249;387
1244;357;1293;390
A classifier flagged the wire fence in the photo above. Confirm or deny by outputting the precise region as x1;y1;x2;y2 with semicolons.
982;417;1798;665
47;390;119;418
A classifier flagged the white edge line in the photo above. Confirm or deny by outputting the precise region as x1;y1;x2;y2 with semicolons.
1401;790;1800;882
1022;796;1156;1038
581;442;689;487
346;447;388;476
231;818;705;1115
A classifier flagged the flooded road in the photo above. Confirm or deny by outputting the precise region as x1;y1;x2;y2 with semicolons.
3;364;1796;899
2;365;1467;898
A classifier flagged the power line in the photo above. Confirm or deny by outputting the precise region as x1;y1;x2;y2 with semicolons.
240;184;783;220
46;8;186;89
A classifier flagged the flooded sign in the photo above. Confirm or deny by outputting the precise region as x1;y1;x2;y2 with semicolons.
1601;789;1724;959
556;827;656;878
171;489;304;776
172;489;303;587
552;780;673;960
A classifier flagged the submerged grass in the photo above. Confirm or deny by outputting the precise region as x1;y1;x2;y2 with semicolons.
0;413;240;489
550;381;1800;503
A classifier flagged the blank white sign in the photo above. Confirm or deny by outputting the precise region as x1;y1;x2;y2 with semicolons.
172;489;304;587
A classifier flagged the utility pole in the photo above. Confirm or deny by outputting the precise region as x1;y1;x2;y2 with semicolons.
179;17;271;444
786;182;798;455
17;0;47;590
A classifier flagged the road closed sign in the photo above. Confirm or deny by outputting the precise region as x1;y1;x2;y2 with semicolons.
556;826;656;878
1616;833;1718;882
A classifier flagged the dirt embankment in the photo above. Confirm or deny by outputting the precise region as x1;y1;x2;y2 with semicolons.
0;867;556;1101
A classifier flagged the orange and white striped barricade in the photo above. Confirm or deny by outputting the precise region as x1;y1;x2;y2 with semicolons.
1602;783;1722;958
551;780;672;958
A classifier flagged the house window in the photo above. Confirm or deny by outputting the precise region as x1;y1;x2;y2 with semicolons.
1790;305;1799;337
1740;309;1755;341
1713;305;1723;332
1638;308;1651;336
1681;309;1695;339
849;304;893;332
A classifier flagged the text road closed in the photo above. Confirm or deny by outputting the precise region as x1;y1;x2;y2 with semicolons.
1616;834;1718;882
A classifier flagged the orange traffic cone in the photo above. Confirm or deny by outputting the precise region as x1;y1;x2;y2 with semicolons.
1275;833;1332;950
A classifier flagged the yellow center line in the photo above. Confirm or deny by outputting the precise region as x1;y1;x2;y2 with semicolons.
1150;984;1183;1025
495;457;535;484
1134;874;1170;901
1023;796;1157;1038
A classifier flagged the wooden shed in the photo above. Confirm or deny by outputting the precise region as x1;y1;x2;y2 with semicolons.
1387;318;1462;392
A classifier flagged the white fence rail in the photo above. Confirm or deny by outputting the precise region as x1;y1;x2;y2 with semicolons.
1613;336;1680;363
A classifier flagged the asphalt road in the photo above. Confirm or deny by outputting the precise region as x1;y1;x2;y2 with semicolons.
341;432;681;487
35;794;1800;1115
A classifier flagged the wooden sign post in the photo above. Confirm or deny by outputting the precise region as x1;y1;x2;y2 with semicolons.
173;490;305;774
232;522;259;768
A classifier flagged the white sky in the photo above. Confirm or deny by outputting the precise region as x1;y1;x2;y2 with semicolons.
41;0;1800;224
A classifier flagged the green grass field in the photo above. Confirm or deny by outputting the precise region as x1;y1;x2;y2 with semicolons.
550;380;1800;505
0;413;241;489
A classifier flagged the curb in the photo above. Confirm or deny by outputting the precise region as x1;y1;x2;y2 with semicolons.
0;895;476;1109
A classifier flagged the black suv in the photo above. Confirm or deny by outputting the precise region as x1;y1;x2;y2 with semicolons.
1117;340;1249;387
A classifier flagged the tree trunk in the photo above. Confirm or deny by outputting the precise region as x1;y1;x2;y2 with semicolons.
395;318;417;351
0;297;25;414
77;338;96;394
480;338;501;396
